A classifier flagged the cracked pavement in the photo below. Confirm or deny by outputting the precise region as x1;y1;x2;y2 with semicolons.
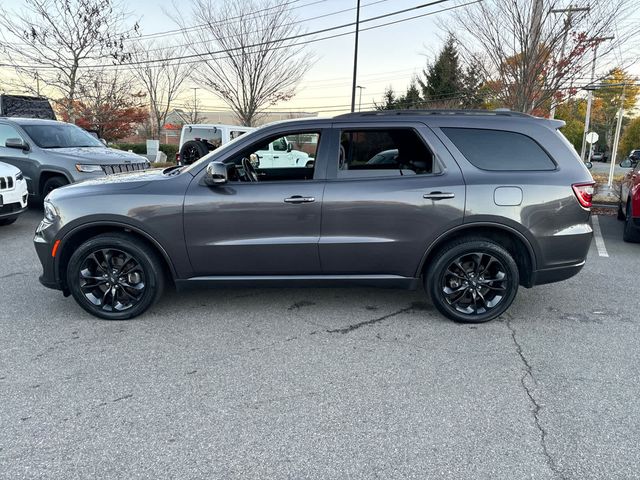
1;210;640;479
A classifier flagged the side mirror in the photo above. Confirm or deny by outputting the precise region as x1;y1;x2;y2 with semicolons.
100;138;107;146
5;138;29;151
620;158;633;168
204;162;228;186
287;142;293;153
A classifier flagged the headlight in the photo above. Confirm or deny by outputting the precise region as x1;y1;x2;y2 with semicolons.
43;200;59;222
15;171;23;181
75;164;103;173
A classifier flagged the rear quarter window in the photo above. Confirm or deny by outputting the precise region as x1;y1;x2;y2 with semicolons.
442;127;556;171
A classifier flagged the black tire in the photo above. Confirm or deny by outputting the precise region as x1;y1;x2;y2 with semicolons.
180;140;209;165
425;237;519;323
305;160;315;168
66;233;165;320
0;217;17;226
623;200;640;243
617;202;625;221
42;176;68;199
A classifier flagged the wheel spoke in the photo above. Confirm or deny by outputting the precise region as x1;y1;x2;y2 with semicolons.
80;280;107;290
89;253;106;274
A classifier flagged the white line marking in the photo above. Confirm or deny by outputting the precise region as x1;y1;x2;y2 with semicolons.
591;215;609;258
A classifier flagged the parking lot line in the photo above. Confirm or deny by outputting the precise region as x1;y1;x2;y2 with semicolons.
591;215;609;258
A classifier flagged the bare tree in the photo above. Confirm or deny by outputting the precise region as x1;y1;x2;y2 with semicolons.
176;0;315;126
0;0;136;121
129;43;188;139
180;97;208;124
447;0;634;113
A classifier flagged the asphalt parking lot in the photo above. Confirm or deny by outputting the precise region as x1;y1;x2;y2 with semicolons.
1;209;639;480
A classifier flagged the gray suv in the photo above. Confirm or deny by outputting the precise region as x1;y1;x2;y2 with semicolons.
34;110;595;323
0;118;149;200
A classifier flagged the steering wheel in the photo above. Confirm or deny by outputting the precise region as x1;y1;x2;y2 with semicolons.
242;157;259;182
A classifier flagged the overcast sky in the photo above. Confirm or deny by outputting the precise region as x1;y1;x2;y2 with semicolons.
2;0;639;115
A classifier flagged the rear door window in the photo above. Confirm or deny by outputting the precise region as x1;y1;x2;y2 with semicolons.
442;127;556;171
337;128;436;177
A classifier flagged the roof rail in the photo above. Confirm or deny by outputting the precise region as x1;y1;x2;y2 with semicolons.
333;109;533;119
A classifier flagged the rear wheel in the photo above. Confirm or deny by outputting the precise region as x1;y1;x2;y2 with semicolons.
617;202;625;221
0;217;17;226
623;200;640;243
67;233;165;320
426;238;519;323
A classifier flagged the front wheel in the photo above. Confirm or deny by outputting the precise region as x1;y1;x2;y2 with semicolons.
67;233;165;320
426;238;519;323
0;217;18;226
42;176;68;199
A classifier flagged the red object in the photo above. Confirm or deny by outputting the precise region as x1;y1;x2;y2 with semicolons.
51;239;61;257
572;182;595;209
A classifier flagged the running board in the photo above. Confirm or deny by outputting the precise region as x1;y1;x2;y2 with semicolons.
175;275;420;291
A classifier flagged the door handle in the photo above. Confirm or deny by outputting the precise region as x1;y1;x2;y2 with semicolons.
423;191;455;200
284;195;315;204
273;156;279;159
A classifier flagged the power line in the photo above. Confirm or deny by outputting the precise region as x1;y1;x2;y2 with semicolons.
0;0;468;71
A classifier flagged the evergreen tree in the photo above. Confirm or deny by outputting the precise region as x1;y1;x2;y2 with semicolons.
460;64;484;108
419;34;463;103
376;86;399;110
398;81;422;109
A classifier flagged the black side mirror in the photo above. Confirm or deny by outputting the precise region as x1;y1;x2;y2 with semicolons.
204;162;228;186
620;158;633;168
5;138;29;151
287;142;293;153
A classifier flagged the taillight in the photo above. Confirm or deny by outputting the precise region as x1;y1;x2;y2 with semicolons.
572;182;595;209
176;153;181;165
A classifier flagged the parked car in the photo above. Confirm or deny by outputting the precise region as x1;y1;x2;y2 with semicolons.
591;151;608;162
628;149;640;167
618;156;640;242
254;136;314;169
178;124;254;165
0;118;149;201
35;109;594;323
367;149;399;165
0;94;56;120
0;161;28;225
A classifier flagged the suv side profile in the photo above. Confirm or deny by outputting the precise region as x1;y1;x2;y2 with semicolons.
34;110;595;323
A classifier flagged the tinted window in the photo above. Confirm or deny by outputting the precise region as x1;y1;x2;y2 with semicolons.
0;124;23;146
183;127;222;147
442;128;556;171
338;129;435;177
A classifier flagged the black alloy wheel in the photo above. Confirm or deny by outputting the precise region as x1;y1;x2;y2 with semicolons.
67;233;164;320
427;238;519;323
623;200;640;243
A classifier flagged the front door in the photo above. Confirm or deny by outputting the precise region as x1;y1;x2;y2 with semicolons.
183;129;327;277
319;124;466;278
0;123;35;193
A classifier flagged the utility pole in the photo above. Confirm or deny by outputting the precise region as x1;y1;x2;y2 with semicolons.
525;0;544;112
549;5;590;118
350;0;361;113
608;83;627;188
356;85;365;112
35;72;41;97
191;87;199;122
580;36;614;162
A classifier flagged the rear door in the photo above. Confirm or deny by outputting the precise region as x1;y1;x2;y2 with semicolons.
319;122;466;277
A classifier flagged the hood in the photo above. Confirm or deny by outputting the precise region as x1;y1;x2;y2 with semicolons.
47;168;172;202
43;146;147;165
0;161;21;177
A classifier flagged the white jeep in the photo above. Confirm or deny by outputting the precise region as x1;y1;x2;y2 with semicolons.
254;136;313;169
0;161;28;226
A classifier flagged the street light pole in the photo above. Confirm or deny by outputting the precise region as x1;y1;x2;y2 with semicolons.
356;85;365;112
580;36;614;162
191;87;199;122
608;83;626;188
350;0;361;113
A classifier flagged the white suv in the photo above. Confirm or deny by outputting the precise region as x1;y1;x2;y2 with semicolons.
255;137;313;168
178;124;254;165
0;161;28;225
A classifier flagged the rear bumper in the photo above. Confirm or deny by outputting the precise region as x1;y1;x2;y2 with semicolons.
530;260;585;286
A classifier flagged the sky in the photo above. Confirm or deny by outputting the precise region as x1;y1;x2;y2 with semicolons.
2;0;640;116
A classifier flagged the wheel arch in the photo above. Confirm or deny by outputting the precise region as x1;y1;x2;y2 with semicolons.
56;221;177;290
38;169;72;197
417;223;538;288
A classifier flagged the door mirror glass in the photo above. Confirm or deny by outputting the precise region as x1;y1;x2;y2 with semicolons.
204;162;228;185
620;158;633;168
5;137;29;151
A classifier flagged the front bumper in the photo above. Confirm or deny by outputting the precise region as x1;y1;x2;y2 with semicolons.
0;180;28;218
34;234;61;291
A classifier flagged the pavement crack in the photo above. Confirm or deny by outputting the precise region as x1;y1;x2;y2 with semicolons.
0;272;26;279
327;305;414;334
505;316;565;480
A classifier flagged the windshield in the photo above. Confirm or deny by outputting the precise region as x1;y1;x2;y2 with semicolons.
22;123;104;149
